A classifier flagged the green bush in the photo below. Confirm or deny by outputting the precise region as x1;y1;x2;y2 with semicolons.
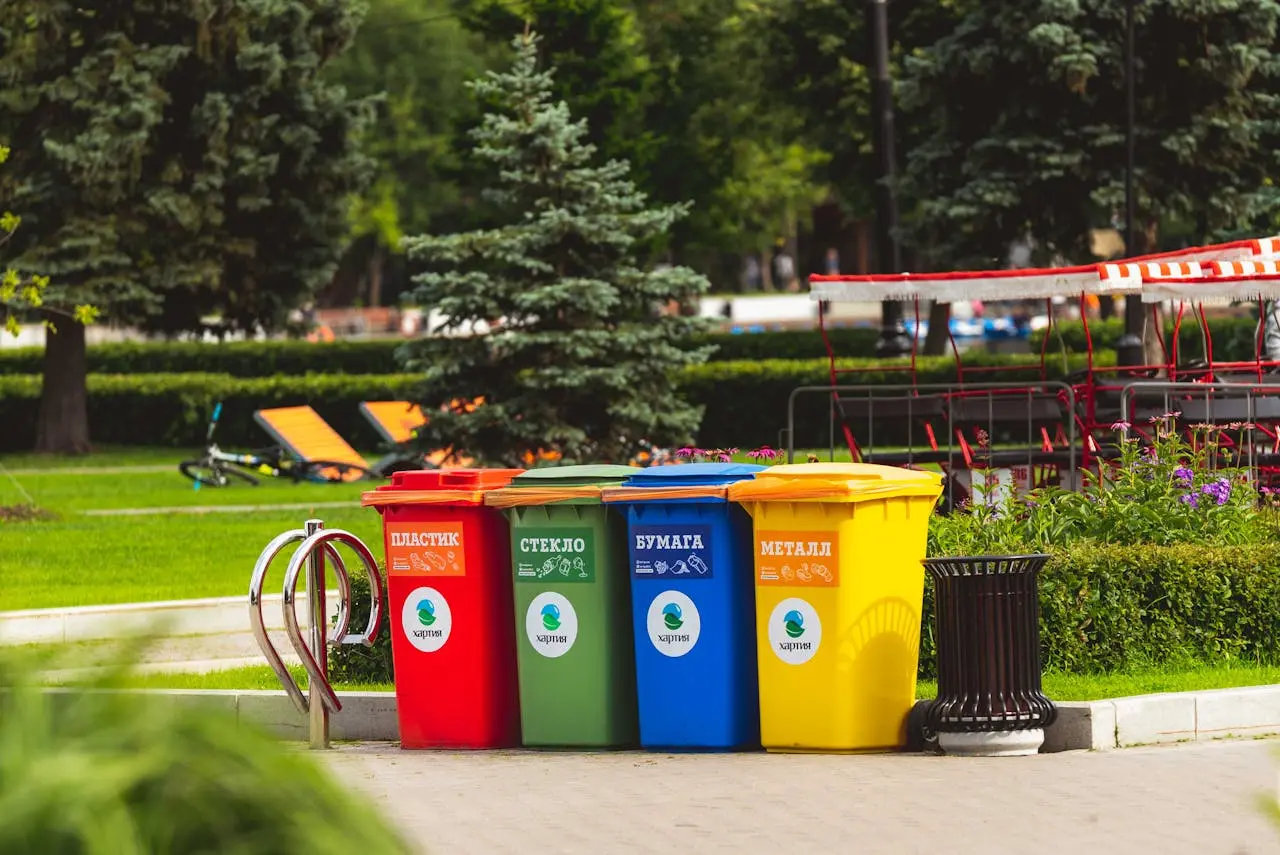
0;328;885;377
0;644;409;853
327;569;394;685
917;542;1280;678
1030;315;1263;363
0;351;1115;451
324;542;1280;682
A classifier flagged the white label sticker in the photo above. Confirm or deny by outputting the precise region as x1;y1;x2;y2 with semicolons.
646;590;701;658
768;598;821;665
525;592;578;659
401;586;452;653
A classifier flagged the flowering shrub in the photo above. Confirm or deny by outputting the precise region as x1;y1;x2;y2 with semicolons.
930;416;1273;555
674;445;783;464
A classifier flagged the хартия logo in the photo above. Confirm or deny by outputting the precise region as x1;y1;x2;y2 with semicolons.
783;609;805;638
417;599;437;627
662;602;684;631
541;603;562;632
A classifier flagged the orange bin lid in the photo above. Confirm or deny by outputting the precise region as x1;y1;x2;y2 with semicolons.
362;468;526;508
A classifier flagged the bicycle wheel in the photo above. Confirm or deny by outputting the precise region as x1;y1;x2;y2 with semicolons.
297;460;380;484
179;460;260;487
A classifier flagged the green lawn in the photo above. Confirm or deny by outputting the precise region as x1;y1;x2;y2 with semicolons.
2;507;383;610
0;445;181;470
0;467;370;512
59;661;1280;701
917;663;1280;702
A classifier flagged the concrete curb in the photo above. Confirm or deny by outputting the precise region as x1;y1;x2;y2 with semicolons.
38;688;398;742
0;593;340;645
33;684;1280;750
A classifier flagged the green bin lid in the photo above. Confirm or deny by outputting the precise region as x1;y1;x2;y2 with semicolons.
510;463;638;488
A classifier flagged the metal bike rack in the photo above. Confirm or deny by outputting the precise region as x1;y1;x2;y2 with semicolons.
249;519;385;749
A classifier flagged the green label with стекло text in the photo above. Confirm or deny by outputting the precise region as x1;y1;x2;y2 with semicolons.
514;527;596;583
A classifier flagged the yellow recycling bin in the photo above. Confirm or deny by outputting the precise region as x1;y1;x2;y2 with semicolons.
727;462;943;753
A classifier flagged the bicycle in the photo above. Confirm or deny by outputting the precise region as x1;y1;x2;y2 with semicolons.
178;403;378;488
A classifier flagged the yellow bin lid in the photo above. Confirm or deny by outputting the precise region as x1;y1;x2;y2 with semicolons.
726;462;943;504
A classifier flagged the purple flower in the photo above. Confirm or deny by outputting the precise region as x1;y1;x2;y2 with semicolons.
1179;493;1200;509
746;446;780;461
676;447;695;458
1200;477;1232;506
1110;420;1131;431
1173;466;1194;485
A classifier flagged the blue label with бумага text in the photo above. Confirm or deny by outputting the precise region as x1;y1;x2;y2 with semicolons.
631;525;713;579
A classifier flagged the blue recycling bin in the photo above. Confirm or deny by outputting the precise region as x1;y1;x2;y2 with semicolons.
602;462;763;750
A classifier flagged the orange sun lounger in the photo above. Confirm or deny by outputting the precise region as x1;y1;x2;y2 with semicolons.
359;399;562;469
253;405;375;483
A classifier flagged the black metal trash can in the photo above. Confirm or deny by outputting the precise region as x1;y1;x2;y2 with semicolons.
922;554;1057;754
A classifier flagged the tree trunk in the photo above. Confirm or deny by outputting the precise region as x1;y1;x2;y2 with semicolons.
367;244;384;308
922;301;951;356
35;314;91;455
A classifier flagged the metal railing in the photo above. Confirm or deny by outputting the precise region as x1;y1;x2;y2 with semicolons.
249;518;385;749
786;381;1078;508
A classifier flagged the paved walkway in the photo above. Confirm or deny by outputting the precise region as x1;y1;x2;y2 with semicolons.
329;739;1280;854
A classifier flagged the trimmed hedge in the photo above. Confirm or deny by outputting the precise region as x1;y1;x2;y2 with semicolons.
1030;315;1263;363
0;373;419;452
0;351;1114;452
331;542;1280;684
918;543;1280;677
0;328;885;377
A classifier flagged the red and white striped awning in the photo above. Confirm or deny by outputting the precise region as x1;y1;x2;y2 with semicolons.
1141;272;1280;304
809;235;1280;304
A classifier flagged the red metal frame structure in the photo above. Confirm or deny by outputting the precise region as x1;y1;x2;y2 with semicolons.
1135;266;1280;474
807;235;1280;489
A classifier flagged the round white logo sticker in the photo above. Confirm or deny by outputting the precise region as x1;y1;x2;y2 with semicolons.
401;586;452;653
646;590;701;658
525;592;578;658
768;597;821;665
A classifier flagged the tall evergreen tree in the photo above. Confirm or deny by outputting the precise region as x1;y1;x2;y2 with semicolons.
0;0;372;452
401;32;711;466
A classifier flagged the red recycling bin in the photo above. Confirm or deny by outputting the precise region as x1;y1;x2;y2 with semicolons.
363;468;525;749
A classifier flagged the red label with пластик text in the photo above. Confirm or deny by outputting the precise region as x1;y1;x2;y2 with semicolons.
755;531;839;586
387;522;466;577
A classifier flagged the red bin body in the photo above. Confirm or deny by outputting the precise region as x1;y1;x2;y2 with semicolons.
364;468;524;749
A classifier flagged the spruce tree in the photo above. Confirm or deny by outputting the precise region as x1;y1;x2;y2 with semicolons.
401;32;711;467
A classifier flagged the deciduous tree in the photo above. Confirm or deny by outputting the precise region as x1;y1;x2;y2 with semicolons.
0;0;372;452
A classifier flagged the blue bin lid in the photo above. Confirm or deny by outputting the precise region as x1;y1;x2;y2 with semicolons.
620;462;764;489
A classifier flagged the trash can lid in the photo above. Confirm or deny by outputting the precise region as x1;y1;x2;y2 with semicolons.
509;464;638;488
485;464;639;508
618;462;765;488
361;468;525;508
601;462;766;503
726;462;943;504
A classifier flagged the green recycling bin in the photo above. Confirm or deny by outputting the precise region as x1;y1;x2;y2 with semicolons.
485;464;640;748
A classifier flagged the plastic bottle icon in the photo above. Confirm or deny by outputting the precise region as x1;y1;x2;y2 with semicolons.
687;554;709;575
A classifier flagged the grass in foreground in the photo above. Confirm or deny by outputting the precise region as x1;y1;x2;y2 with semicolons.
916;662;1280;702
73;661;1280;702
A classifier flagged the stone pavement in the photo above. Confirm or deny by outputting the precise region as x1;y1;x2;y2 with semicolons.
328;739;1280;855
